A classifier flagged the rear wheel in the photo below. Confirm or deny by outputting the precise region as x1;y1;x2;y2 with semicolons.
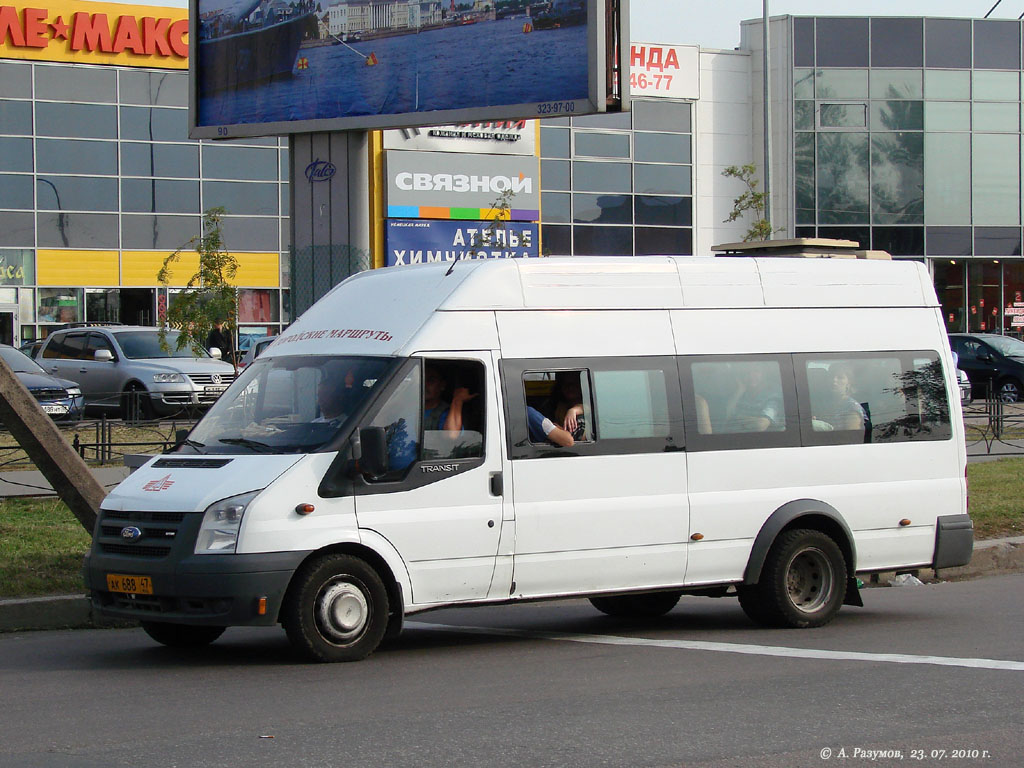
122;383;154;421
282;554;389;663
589;591;681;618
997;377;1021;403
739;529;846;629
141;621;225;648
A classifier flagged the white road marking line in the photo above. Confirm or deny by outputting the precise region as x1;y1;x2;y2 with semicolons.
410;622;1024;672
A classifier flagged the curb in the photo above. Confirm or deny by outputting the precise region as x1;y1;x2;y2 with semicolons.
2;537;1022;634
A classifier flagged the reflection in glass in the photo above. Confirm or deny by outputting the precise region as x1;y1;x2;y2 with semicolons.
925;18;971;68
118;70;188;107
121;214;199;250
0;100;32;135
634;164;689;195
872;226;923;256
816;133;869;224
870;101;923;131
634;132;690;164
972;134;1020;225
573;194;631;224
203;181;279;216
815;18;869;67
221;217;279;251
871;133;923;224
924;133;970;225
817;226;869;248
121;143;199;178
870;19;923;67
541;192;570;223
0;138;32;172
634;196;691;227
35;65;116;103
38;213;118;248
870;69;922;99
968;261;1002;333
540;127;570;158
926;227;972;256
933;260;966;332
635;227;691;256
37;288;84;325
0;175;33;209
973;19;1020;70
794;69;814;99
794;18;814;67
36;139;118;176
820;103;866;129
924;102;970;131
201;145;278;181
573;226;632;256
794;101;814;130
573;111;632;130
541;159;569;190
38;103;117;139
573;162;631;193
795;133;815;225
122;179;200;213
37;176;118;212
975;227;1021;257
119;106;187;142
0;212;34;247
632;100;691;132
815;69;868;99
574;132;630;159
541;224;571;255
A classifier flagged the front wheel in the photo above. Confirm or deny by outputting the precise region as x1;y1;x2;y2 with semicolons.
739;529;847;629
282;554;389;663
589;591;681;618
997;377;1021;403
141;621;225;648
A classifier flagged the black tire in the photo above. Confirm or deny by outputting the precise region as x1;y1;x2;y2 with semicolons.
141;621;225;648
122;383;154;421
739;529;847;629
997;377;1021;404
281;554;389;663
589;591;681;618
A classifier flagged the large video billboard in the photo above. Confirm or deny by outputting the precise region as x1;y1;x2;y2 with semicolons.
189;0;628;139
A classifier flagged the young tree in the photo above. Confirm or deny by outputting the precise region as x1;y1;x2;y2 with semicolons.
157;207;238;369
722;163;780;242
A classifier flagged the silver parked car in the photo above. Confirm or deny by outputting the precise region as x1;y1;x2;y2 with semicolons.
38;325;236;419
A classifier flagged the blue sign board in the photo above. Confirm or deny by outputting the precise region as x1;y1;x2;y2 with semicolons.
386;220;538;267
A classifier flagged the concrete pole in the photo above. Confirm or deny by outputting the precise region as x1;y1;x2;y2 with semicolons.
0;359;105;532
762;0;772;236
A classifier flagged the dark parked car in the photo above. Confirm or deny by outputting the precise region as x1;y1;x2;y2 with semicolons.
18;339;44;359
0;344;84;421
949;333;1024;403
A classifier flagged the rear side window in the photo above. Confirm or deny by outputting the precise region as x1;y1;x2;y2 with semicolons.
42;333;87;360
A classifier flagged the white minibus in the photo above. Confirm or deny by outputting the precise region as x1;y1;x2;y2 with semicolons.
85;248;973;662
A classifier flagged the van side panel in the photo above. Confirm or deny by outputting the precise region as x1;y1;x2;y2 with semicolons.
495;309;675;359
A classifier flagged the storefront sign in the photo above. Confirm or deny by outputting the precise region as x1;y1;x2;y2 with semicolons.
0;249;32;285
629;43;699;100
386;150;540;221
386;220;538;267
0;0;188;68
383;121;536;156
304;158;336;183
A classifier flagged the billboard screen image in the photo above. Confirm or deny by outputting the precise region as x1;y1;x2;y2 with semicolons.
190;0;625;138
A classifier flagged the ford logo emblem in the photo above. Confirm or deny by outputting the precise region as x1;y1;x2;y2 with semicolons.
121;526;143;542
305;158;336;183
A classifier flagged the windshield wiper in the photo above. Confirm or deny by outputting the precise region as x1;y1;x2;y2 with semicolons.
219;437;275;453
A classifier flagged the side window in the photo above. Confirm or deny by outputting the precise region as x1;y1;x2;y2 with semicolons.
907;355;952;439
421;359;486;461
60;333;88;360
85;333;114;359
368;366;421;477
41;335;64;359
523;369;592;445
592;368;670;439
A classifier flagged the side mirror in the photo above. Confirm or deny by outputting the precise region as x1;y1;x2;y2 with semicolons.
358;426;388;479
208;347;222;360
94;349;113;362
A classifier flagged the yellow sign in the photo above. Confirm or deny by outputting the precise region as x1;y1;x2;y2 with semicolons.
0;0;188;68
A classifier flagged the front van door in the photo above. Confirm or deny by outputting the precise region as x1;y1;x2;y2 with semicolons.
353;354;507;606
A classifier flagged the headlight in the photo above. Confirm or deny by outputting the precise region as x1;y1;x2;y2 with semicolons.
195;491;259;554
66;387;81;397
153;373;184;383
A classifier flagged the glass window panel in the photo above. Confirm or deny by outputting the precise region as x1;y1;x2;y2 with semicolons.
38;213;118;248
816;133;869;225
37;289;84;326
924;70;971;99
0;100;33;135
122;179;200;213
221;217;279;251
795;133;815;225
0;138;32;172
634;196;691;227
20;286;36;322
0;212;34;246
870;101;923;131
36;139;118;176
693;359;788;434
37;176;117;212
573;193;631;225
794;18;815;67
972;71;1019;101
815;69;868;99
816;18;869;67
121;214;199;250
540;127;569;158
924;134;970;225
870;69;923;99
794;101;814;130
0;62;31;98
634;132;690;164
634;164;689;195
574;132;630;159
973;133;1020;225
120;106;187;142
238;289;280;323
541;159;570;190
967;261;1003;333
36;103;116;139
817;226;870;248
872;226;923;256
926;227;972;256
933;260;966;333
871;19;923;67
201;145;278;181
925;18;972;68
794;68;814;99
203;181;279;216
973;102;1018;132
573;111;631;129
975;227;1022;256
35;65;115;103
572;226;632;256
573;161;631;193
118;70;187;107
592;369;670;439
871;133;923;225
925;102;970;131
541;224;571;256
121;143;200;178
632;100;691;132
0;175;33;209
973;19;1020;70
541;192;570;223
543;117;570;126
281;185;289;216
635;226;692;256
820;103;866;128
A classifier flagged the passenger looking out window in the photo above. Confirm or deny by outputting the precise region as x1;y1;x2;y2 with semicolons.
811;364;866;432
527;405;575;447
723;362;785;432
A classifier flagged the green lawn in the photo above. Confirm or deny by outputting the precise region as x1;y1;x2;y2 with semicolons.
1;457;1022;598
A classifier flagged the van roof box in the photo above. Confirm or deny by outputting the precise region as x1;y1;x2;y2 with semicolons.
712;238;891;260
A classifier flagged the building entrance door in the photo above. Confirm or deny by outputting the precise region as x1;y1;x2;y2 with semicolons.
0;305;17;346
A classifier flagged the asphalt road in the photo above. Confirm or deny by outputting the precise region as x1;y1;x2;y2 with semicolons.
2;574;1023;768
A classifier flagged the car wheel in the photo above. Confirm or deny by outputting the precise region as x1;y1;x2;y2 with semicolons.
141;621;225;648
122;383;154;421
997;377;1021;404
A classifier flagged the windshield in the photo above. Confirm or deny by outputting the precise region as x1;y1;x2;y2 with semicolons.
114;331;208;359
986;335;1024;357
0;347;45;375
184;355;396;455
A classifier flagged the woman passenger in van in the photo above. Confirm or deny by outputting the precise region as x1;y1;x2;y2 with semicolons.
542;371;586;439
815;364;866;432
527;406;575;447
